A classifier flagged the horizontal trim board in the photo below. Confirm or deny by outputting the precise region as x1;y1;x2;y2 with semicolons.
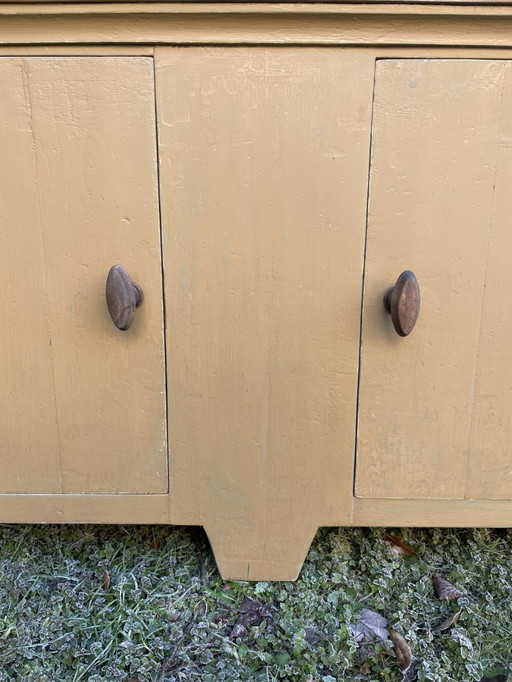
353;498;512;527
1;45;511;56
5;3;512;16
0;44;154;52
3;10;512;45
3;0;512;4
0;495;171;523
3;494;510;526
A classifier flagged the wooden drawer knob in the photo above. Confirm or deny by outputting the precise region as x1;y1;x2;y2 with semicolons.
106;264;144;331
383;270;420;337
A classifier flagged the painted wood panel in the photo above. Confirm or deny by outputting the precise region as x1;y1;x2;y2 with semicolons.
0;57;167;494
357;59;512;500
6;6;512;51
157;47;375;579
465;70;512;500
0;58;61;493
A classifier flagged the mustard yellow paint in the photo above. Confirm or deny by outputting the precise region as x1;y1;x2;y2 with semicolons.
1;4;512;580
0;57;167;494
156;48;375;579
357;59;512;501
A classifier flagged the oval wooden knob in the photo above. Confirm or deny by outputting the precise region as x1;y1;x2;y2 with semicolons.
106;265;144;331
383;270;420;337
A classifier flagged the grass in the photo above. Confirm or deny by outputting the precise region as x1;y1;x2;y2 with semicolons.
0;525;510;681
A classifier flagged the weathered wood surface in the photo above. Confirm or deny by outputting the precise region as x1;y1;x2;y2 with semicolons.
0;57;167;494
353;498;512;527
357;59;512;501
2;37;512;581
157;47;374;579
3;5;512;48
3;1;511;4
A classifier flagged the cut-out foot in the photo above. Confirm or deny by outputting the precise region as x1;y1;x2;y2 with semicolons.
204;519;318;581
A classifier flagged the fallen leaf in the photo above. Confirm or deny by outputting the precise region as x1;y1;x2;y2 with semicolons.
432;575;463;600
434;610;461;633
102;569;111;591
389;629;413;671
383;533;416;557
151;535;162;550
351;608;389;643
229;596;274;640
239;596;272;615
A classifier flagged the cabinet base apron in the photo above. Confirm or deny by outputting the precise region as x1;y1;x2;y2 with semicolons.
0;496;511;581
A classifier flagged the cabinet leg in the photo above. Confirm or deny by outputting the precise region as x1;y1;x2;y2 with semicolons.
203;520;318;582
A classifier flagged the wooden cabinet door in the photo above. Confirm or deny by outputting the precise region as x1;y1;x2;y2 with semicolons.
357;59;512;501
0;57;167;494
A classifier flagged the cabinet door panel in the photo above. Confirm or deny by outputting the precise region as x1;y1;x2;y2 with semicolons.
157;48;375;578
357;59;512;500
0;57;167;494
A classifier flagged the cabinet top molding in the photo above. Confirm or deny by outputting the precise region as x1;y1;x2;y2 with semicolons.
1;2;512;46
3;0;512;4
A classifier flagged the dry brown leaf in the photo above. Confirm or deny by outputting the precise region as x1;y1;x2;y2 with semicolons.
229;596;274;640
351;608;389;643
435;610;461;632
102;568;111;591
151;535;162;550
389;629;413;671
432;575;463;600
383;533;416;557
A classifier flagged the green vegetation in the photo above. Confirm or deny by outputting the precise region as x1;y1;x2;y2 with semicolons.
0;525;510;681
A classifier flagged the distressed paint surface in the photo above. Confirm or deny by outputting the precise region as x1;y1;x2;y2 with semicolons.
157;47;374;579
2;36;512;580
465;70;512;500
5;6;512;49
357;59;512;500
0;57;167;494
0;58;61;492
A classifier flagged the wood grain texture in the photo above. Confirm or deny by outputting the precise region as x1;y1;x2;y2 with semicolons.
4;0;511;4
1;57;167;494
0;494;170;523
106;264;144;332
157;47;374;580
465;68;512;500
4;6;512;48
0;46;154;56
383;270;420;337
353;497;512;527
357;59;512;500
0;58;61;493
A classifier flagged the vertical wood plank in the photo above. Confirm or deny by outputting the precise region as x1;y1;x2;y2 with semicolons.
0;58;61;492
466;65;512;500
157;47;374;579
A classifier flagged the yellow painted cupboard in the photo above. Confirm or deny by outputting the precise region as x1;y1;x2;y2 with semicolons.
1;1;512;580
